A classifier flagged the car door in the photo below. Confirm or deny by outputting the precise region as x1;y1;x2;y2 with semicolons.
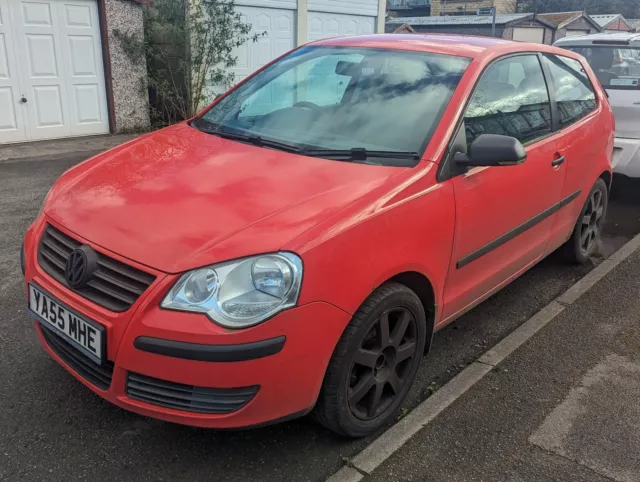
441;54;566;322
540;53;604;250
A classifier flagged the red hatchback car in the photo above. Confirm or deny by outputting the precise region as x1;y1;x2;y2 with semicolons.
23;35;613;437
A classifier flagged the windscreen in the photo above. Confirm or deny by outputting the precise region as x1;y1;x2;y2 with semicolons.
195;46;471;166
566;46;640;90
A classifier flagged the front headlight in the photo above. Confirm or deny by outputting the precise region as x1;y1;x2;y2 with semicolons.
161;252;303;328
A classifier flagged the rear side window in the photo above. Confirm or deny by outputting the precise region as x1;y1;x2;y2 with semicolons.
464;54;552;149
542;55;597;128
565;46;640;90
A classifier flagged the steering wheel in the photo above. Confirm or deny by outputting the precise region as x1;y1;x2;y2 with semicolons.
293;101;321;111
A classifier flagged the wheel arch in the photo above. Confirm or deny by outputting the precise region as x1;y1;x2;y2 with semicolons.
599;170;612;191
387;271;437;354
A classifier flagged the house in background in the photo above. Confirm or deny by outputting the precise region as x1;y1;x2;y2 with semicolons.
0;0;151;145
591;14;633;33
538;11;602;42
386;13;556;44
388;0;431;18
627;19;640;32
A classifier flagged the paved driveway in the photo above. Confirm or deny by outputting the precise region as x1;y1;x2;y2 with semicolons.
1;153;639;482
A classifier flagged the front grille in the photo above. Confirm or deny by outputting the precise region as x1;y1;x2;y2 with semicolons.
41;326;114;390
38;224;156;312
126;372;259;414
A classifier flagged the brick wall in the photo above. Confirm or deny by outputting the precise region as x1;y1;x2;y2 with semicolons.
494;0;517;13
430;0;516;16
431;0;492;16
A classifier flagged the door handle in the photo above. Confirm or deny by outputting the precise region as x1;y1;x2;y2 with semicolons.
19;97;27;104
552;156;565;167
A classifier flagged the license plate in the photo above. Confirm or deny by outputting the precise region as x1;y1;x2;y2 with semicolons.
28;284;105;364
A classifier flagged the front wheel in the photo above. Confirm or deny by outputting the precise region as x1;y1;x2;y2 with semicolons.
561;178;608;264
312;283;427;437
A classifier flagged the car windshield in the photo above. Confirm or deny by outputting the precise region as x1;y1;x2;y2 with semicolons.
565;46;640;90
194;46;471;166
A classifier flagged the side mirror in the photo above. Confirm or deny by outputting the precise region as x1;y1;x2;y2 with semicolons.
454;134;527;167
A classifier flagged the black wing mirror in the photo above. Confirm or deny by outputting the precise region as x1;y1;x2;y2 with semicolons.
454;134;527;167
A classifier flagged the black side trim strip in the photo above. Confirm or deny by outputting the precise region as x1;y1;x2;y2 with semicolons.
457;190;581;269
133;336;286;362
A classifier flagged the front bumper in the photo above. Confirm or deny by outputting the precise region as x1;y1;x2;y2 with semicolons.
24;220;351;429
612;137;640;178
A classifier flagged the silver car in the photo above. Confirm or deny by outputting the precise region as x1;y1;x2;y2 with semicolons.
555;33;640;178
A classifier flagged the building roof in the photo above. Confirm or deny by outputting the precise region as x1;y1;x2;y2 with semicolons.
627;19;640;31
387;13;547;27
590;14;632;29
391;23;417;33
539;11;582;27
537;11;600;31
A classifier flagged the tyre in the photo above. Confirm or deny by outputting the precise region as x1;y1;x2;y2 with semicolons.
312;282;427;437
561;178;608;264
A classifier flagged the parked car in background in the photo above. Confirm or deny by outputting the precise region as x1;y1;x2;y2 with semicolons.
23;35;613;437
555;33;640;178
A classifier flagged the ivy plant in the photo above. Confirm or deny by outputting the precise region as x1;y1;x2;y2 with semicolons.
115;0;257;128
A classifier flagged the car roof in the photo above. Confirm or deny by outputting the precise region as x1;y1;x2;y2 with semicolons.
555;32;640;46
308;34;576;60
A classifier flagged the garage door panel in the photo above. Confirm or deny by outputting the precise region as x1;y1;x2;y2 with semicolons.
308;0;378;17
32;84;64;127
64;4;91;27
74;83;101;123
0;86;18;129
307;11;374;42
68;35;97;76
26;34;57;77
0;33;9;78
22;1;52;26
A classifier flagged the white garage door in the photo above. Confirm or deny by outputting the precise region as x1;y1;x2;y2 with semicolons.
232;5;295;84
307;11;375;42
512;27;545;44
565;29;590;37
0;0;108;144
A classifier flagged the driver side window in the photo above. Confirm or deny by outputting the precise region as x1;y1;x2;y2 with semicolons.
239;54;363;118
464;55;552;150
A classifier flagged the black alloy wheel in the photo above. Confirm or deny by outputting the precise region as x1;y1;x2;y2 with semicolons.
348;308;418;420
312;282;427;437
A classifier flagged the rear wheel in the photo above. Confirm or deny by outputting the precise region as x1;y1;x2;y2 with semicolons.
312;283;427;437
562;178;608;264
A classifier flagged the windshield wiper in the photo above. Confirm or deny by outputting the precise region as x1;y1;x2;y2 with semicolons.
194;121;303;154
302;148;420;162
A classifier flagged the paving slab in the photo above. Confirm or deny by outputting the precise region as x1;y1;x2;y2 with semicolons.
367;251;640;482
0;134;139;162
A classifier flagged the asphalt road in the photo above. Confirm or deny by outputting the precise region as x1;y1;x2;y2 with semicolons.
1;153;639;482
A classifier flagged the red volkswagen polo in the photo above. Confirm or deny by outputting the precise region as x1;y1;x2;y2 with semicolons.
23;35;613;437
